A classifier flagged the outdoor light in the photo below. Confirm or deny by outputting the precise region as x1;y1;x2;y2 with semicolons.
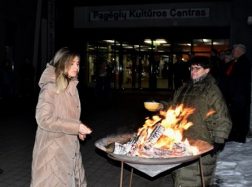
247;16;252;25
103;40;115;43
144;39;167;46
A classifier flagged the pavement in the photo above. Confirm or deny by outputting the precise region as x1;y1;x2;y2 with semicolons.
0;89;175;187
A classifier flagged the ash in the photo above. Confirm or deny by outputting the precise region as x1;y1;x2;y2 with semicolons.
113;134;195;158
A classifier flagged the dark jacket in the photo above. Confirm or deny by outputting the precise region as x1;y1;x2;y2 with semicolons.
226;54;251;106
173;74;231;144
172;74;232;187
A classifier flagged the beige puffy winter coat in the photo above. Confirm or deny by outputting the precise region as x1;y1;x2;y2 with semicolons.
31;64;87;187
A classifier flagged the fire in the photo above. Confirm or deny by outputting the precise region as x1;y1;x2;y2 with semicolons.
136;104;197;153
112;104;200;158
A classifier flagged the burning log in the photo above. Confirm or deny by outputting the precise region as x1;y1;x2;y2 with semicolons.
113;142;130;155
109;134;140;155
144;122;165;149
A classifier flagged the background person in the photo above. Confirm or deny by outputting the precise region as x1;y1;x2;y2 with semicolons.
31;47;92;187
218;49;233;98
226;44;251;143
210;48;222;85
173;54;190;90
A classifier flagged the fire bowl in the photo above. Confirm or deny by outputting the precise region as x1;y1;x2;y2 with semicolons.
95;133;213;165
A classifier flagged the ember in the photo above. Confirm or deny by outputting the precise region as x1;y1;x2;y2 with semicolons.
113;104;199;158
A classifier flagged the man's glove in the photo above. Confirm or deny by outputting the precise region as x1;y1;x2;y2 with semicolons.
210;142;225;156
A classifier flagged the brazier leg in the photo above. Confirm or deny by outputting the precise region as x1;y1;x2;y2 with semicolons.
120;161;124;187
199;157;205;187
129;167;133;187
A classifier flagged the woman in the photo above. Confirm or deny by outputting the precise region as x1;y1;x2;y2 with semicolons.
31;47;92;187
171;56;232;187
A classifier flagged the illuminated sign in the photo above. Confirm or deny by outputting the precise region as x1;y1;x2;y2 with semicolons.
90;8;209;21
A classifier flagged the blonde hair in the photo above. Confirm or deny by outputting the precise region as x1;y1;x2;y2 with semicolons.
50;47;80;93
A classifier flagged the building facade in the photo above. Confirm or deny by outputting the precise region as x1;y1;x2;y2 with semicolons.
71;1;252;90
0;0;251;92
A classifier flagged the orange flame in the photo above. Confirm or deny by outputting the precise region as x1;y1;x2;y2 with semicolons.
206;108;216;118
135;104;198;156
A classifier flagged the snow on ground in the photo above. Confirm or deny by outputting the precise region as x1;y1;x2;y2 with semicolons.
213;138;252;187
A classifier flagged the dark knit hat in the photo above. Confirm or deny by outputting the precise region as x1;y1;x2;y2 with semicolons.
189;56;211;69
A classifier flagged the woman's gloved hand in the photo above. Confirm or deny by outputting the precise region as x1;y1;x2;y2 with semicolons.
211;142;225;156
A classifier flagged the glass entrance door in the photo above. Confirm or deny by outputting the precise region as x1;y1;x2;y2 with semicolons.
86;39;229;91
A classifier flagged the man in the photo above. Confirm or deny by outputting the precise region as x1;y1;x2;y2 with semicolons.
226;44;251;143
150;56;232;186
